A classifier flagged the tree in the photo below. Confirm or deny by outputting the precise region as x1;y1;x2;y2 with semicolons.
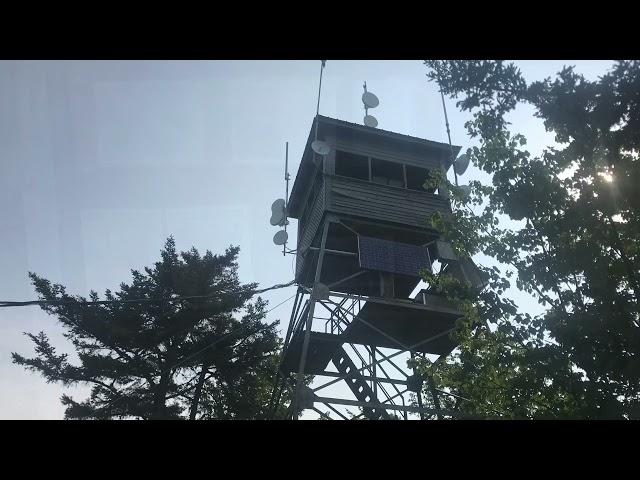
416;61;640;419
12;237;288;419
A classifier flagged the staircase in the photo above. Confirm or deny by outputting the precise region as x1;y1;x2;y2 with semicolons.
330;345;389;419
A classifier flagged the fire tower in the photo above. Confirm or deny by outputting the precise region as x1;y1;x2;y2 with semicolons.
269;115;484;420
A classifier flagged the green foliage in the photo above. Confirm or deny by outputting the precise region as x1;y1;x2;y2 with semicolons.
420;61;640;419
12;237;288;419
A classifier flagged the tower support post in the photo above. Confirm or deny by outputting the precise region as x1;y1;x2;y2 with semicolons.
292;220;331;418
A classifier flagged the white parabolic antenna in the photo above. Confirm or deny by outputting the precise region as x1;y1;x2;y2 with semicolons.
362;91;379;109
454;153;470;176
364;115;378;128
313;283;330;300
273;230;288;245
311;140;331;156
270;212;286;226
270;198;286;226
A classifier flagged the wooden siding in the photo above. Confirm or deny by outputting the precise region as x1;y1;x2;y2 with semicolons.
294;174;451;281
326;175;450;229
296;177;326;279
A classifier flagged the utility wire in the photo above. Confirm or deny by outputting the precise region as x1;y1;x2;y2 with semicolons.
263;292;298;315
37;291;297;379
165;292;296;370
0;280;296;309
170;322;275;370
1;279;297;381
44;291;298;408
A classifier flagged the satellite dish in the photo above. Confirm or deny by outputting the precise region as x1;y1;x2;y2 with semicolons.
454;154;470;176
311;140;331;156
459;185;471;199
364;115;378;128
271;216;289;227
362;91;379;109
270;199;286;226
273;230;288;246
313;283;330;300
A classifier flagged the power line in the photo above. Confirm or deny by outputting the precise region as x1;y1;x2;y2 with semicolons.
24;290;297;378
255;280;296;295
170;322;276;370
49;292;298;406
166;292;296;370
263;292;298;315
1;279;297;378
0;280;296;309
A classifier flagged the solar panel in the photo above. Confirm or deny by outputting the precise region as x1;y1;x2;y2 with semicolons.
358;236;431;277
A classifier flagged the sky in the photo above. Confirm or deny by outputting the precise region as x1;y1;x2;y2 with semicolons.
0;60;615;419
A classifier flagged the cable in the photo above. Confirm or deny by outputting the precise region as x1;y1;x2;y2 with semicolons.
291;252;296;277
43;291;297;380
264;293;297;314
254;279;296;295
170;322;275;370
75;292;297;407
1;280;298;384
0;279;296;309
166;292;296;370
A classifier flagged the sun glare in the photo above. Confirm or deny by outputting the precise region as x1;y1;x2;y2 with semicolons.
598;172;614;183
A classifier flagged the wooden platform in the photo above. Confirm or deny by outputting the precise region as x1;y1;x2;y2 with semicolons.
281;293;462;376
280;331;342;375
342;296;461;355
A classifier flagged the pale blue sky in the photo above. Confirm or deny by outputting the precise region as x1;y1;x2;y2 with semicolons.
0;60;614;418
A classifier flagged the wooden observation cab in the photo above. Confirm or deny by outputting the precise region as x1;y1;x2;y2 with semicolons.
273;115;485;419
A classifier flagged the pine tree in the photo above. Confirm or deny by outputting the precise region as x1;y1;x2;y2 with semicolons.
12;237;286;419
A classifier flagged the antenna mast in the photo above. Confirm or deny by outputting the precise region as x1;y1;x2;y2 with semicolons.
314;60;326;142
274;61;332;258
362;81;380;127
310;63;331;156
440;90;458;186
283;142;289;256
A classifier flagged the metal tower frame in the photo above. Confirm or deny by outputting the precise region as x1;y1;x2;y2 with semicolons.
269;215;464;420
